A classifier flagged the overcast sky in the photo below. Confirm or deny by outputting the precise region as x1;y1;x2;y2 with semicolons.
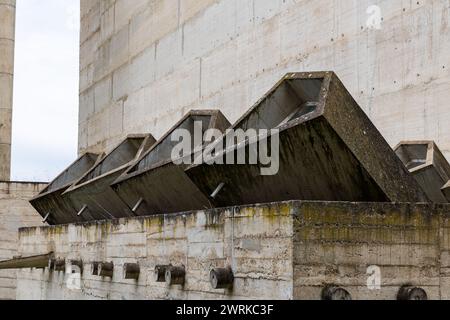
12;0;80;182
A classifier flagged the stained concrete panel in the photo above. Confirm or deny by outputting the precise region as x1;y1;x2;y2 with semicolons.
395;141;450;203
112;110;231;216
187;72;429;207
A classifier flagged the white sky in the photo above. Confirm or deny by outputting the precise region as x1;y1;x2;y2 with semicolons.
12;0;80;182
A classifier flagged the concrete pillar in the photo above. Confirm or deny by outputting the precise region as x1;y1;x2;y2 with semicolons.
0;0;15;181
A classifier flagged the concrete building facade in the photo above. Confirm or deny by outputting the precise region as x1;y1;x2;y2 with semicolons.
1;0;450;301
79;0;450;161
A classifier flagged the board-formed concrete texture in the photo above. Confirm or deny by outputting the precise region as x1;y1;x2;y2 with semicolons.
63;134;156;222
395;141;450;203
187;72;429;207
13;201;450;300
0;181;47;300
78;0;450;164
112;110;230;216
443;181;450;202
30;153;102;225
0;0;15;181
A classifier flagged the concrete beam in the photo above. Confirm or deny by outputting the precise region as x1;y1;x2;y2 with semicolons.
0;252;53;270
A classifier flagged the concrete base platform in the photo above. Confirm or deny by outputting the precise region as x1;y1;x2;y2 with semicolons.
15;201;450;300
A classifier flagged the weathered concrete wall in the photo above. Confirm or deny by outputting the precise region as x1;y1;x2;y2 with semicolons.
0;182;47;300
293;202;449;300
0;0;15;180
79;0;450;161
15;201;450;300
17;202;293;300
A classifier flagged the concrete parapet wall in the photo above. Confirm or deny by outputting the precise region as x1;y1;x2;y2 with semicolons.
17;202;294;300
14;201;450;300
0;181;47;300
293;202;449;300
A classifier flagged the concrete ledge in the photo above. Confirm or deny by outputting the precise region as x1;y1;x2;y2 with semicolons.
0;181;48;185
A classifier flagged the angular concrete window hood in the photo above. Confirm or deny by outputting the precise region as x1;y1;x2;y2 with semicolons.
187;71;429;207
30;153;102;225
395;141;450;203
62;134;156;222
112;110;231;216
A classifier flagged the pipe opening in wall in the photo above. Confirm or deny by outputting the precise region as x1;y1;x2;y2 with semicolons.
92;262;100;275
321;285;352;300
165;266;185;286
123;263;140;280
155;265;171;282
210;268;234;289
397;285;428;300
70;260;83;274
99;262;114;278
53;259;65;272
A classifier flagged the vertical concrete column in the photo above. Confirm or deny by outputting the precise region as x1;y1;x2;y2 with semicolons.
0;0;15;181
